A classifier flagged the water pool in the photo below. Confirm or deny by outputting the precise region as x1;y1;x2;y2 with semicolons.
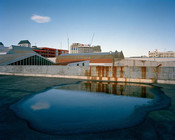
11;81;170;134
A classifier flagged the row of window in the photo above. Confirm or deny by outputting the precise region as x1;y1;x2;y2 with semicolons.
71;47;78;50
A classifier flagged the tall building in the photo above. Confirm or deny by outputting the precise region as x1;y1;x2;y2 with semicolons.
149;49;175;58
18;40;31;48
70;43;101;54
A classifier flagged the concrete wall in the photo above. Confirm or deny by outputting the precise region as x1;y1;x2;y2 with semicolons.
128;57;175;62
0;66;175;84
90;63;112;66
115;58;175;67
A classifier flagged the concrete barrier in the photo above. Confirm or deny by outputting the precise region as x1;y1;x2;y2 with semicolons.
0;66;175;84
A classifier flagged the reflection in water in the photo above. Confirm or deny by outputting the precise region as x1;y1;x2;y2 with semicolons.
56;81;154;99
11;82;169;135
31;102;50;111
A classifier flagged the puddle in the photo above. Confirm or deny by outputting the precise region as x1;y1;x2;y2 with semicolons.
10;82;170;135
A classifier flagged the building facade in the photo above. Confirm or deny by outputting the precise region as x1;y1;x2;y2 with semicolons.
33;47;68;58
70;43;101;54
149;49;175;58
56;50;124;66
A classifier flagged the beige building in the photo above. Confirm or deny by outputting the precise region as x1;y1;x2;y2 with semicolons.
149;49;175;58
70;43;101;54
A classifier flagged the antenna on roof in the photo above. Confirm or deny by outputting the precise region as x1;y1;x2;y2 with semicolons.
90;33;95;47
67;34;69;53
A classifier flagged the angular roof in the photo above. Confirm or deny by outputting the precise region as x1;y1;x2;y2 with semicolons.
0;46;9;54
7;45;34;54
0;42;4;46
54;60;89;65
0;53;35;65
18;40;31;44
0;53;54;66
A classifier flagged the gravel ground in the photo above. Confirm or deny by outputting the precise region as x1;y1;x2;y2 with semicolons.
0;75;175;140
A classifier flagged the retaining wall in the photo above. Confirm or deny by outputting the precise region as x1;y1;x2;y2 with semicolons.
0;66;175;84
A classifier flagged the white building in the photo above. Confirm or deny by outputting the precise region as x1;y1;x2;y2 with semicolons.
148;49;175;58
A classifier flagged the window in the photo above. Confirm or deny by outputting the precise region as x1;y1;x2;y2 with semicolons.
82;63;84;66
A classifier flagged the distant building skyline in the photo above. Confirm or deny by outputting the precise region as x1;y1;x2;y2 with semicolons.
149;49;175;58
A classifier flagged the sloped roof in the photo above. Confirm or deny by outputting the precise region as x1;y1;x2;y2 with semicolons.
0;46;9;52
0;53;35;65
0;53;54;66
54;60;89;65
18;40;31;44
7;45;34;54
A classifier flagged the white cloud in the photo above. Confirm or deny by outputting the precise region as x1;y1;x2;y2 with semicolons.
31;14;51;23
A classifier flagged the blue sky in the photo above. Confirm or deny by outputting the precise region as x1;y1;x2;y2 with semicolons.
0;0;175;57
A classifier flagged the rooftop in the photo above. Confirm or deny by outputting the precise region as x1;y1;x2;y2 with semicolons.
7;45;34;54
0;53;35;65
60;52;119;56
18;40;31;44
0;53;54;66
54;60;89;65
